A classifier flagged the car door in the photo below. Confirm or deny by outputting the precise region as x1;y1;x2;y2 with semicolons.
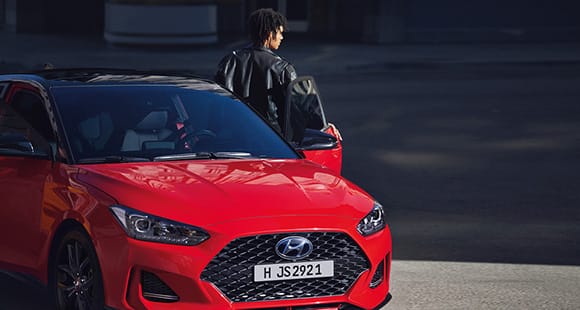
283;76;343;174
0;82;55;270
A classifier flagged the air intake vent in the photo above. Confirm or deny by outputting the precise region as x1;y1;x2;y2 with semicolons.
370;260;385;288
141;271;179;303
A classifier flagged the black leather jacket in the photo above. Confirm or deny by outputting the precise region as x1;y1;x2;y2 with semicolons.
215;45;297;132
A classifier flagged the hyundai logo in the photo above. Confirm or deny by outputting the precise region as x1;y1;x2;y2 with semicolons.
275;236;313;260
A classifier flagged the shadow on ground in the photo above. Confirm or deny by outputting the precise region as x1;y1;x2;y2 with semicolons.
321;64;580;266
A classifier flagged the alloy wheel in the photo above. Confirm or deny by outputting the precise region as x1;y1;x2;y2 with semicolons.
52;230;104;310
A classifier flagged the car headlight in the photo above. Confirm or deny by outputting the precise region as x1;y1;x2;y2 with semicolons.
357;202;386;236
110;205;209;246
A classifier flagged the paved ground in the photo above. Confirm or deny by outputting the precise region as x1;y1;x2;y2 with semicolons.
316;63;580;309
388;260;580;310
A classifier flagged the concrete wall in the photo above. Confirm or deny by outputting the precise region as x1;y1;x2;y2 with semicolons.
217;0;246;41
308;0;370;42
405;0;580;42
312;0;580;43
45;0;104;35
4;0;580;44
2;0;17;31
9;0;103;34
104;2;217;45
14;0;46;32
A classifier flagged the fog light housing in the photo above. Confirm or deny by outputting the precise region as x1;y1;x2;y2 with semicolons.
370;260;385;288
141;271;179;303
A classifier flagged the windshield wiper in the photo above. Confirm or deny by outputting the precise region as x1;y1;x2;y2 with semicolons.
153;152;254;162
153;152;212;162
212;151;254;159
77;155;151;164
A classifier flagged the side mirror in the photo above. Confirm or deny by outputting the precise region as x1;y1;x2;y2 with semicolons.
0;133;35;153
0;133;51;159
296;129;338;151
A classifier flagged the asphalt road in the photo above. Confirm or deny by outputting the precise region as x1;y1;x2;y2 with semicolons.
1;62;580;309
316;63;580;309
318;64;580;267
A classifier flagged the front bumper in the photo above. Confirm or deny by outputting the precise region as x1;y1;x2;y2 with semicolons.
96;216;392;310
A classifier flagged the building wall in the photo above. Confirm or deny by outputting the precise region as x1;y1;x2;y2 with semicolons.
8;0;103;34
320;0;580;43
1;0;18;31
0;0;4;27
307;0;374;42
217;0;246;41
45;0;104;35
404;0;580;42
3;0;580;44
14;0;46;32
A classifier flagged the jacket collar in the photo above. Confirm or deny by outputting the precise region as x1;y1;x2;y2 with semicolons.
246;44;276;55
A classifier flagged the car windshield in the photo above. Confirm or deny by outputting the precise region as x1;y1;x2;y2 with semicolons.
52;84;299;163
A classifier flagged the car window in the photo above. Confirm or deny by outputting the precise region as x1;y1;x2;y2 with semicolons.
10;91;55;141
52;85;299;163
0;90;53;156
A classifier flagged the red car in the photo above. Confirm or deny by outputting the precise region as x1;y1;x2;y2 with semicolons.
0;69;392;310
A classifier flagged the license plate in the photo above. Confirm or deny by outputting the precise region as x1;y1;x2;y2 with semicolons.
254;260;334;282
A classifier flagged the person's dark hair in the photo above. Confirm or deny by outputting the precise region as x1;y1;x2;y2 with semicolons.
248;8;287;46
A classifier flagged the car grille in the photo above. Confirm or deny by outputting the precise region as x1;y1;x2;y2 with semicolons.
200;232;369;302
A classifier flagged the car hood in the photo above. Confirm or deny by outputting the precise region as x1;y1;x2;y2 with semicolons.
75;159;373;226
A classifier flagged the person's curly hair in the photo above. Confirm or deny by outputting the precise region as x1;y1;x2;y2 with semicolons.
248;8;287;46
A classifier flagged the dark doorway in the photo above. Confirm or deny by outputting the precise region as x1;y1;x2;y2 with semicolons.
45;0;104;35
250;0;309;32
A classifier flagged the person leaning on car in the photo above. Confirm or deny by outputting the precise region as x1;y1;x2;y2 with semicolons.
215;8;297;133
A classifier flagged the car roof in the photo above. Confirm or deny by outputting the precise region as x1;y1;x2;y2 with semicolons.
0;68;225;92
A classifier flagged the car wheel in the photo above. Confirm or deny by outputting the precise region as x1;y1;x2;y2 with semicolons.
49;229;105;310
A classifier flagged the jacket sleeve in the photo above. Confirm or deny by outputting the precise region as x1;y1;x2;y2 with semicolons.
214;52;237;92
272;61;297;92
282;63;297;86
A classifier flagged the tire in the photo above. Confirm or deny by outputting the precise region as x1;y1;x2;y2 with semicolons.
49;229;105;310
